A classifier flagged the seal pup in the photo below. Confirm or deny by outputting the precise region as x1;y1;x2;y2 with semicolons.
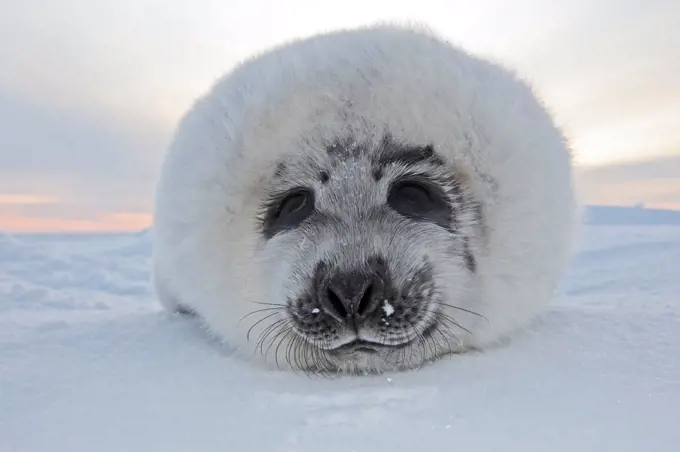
152;23;578;374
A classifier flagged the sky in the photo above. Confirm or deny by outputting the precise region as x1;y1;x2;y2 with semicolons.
1;0;679;232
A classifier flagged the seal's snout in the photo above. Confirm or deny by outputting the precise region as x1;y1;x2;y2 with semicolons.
290;256;439;354
317;267;386;324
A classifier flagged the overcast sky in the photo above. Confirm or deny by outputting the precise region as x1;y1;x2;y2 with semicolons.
1;0;679;232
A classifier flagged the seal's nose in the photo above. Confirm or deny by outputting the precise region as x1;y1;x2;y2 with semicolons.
315;262;387;324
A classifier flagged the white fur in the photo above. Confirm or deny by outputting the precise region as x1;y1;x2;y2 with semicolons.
151;23;579;371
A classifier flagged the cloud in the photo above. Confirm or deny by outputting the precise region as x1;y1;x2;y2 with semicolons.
0;195;56;205
1;0;679;231
576;155;680;209
0;212;152;234
0;89;169;216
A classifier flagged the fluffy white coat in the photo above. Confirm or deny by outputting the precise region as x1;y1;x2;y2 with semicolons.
152;23;579;371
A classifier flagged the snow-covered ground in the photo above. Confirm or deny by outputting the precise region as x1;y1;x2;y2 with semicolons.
2;224;679;452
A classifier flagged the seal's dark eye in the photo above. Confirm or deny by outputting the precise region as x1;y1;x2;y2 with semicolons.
387;179;451;229
278;191;310;219
391;182;431;206
261;188;314;238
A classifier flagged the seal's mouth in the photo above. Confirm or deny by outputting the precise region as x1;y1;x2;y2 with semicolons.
328;320;439;355
331;339;385;354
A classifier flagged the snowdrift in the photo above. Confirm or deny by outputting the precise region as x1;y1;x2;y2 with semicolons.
1;223;679;451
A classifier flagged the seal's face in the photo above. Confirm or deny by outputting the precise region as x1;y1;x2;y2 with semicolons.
251;134;481;374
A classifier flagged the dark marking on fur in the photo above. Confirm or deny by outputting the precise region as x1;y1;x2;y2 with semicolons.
176;305;197;316
273;162;287;178
472;201;487;236
377;144;444;168
479;172;499;195
462;237;476;273
319;170;330;184
375;134;445;168
325;137;366;161
372;168;383;181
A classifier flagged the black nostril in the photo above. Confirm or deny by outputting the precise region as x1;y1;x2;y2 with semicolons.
326;287;348;319
357;283;374;316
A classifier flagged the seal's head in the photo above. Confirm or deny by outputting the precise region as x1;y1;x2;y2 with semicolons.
152;23;578;374
255;134;482;372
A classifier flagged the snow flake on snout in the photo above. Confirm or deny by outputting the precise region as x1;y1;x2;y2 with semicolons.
382;299;395;317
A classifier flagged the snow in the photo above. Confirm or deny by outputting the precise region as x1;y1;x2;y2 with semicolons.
2;224;680;452
382;300;395;317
